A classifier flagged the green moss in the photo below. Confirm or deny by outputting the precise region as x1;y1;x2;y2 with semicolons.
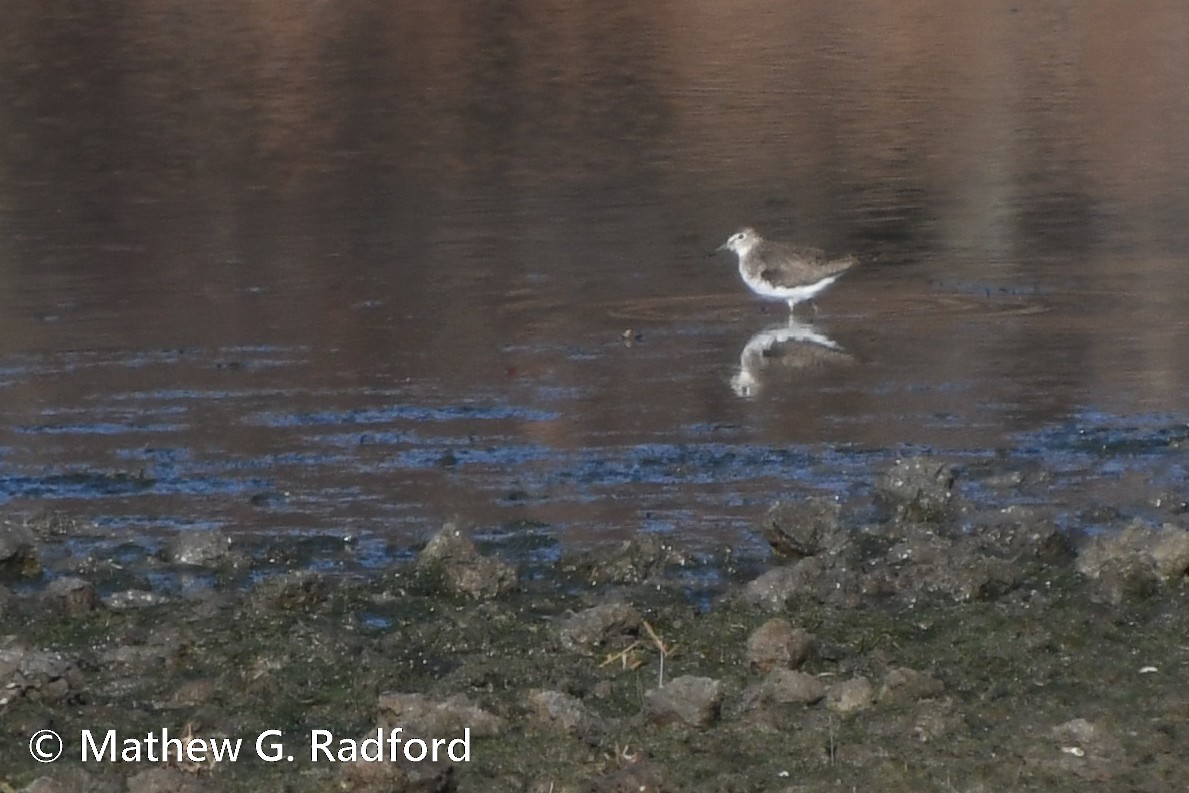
1;564;1185;792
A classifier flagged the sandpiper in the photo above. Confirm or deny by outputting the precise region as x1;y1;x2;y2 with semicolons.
714;227;857;313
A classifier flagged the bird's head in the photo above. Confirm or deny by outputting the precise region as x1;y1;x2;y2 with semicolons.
715;227;761;256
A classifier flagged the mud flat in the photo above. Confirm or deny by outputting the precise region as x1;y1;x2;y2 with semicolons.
2;456;1187;793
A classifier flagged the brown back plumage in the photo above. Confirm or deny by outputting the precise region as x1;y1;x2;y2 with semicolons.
750;239;858;289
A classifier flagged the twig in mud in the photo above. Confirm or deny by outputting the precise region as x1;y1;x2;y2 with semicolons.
600;641;644;670
641;620;677;687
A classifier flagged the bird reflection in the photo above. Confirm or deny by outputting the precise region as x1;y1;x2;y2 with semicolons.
731;319;854;397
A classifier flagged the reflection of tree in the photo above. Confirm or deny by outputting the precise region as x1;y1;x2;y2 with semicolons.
1;2;1186;426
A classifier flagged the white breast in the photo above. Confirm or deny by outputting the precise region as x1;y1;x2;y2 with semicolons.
740;265;839;304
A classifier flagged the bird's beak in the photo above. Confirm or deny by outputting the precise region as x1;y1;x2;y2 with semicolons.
710;241;729;257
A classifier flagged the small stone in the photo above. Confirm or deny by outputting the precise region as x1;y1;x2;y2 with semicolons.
341;754;455;793
758;668;826;705
417;523;518;600
526;689;607;741
558;602;642;653
16;769;98;793
745;618;813;672
377;692;505;738
1088;555;1161;605
103;589;171;610
44;576;98;616
1076;519;1189;587
583;762;668;793
909;698;959;742
761;497;847;558
876;457;957;524
163;529;235;567
825;676;875;715
1150;523;1189;580
0;524;41;577
644;675;724;728
170;679;219;707
17;777;73;793
251;571;330;611
878;667;944;704
741;557;828;612
0;647;84;703
1049;718;1127;780
573;533;680;585
126;767;207;793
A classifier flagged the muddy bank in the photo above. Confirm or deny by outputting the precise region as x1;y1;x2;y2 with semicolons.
2;457;1187;793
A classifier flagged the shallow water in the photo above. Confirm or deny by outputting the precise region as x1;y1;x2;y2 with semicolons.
1;2;1187;564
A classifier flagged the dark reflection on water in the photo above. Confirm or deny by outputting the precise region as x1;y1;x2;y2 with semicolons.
731;319;853;398
1;2;1187;560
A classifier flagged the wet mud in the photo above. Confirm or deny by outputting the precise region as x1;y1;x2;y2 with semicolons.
3;456;1186;793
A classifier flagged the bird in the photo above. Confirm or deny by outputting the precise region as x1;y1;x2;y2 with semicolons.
714;227;858;313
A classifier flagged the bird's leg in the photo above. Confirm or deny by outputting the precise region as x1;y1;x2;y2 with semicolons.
788;300;816;323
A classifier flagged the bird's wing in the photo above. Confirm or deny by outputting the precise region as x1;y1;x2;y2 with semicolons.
755;242;855;287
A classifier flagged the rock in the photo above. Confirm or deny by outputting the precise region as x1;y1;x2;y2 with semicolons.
170;679;219;707
740;557;828;612
1076;520;1189;587
1150;523;1189;579
644;675;724;728
876;457;957;524
126;767;209;793
1087;555;1161;605
44;576;98;616
0;646;83;703
162;529;235;567
908;698;961;743
250;570;330;611
0;523;41;577
573;533;682;585
1074;520;1186;603
973;506;1076;564
99;636;183;670
335;728;457;792
340;755;455;793
741;567;800;612
1077;520;1189;604
924;554;1021;602
581;762;669;793
1048;718;1127;780
878;667;944;704
17;771;106;793
417;523;518;599
377;692;506;738
761;497;847;558
825;676;875;716
751;668;826;706
745;618;813;672
558;602;642;653
103;589;171;610
882;531;1022;602
526;689;608;741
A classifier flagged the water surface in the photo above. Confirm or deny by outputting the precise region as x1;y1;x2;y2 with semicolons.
1;2;1187;564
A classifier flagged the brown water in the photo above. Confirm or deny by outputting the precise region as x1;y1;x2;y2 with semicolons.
1;2;1187;565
